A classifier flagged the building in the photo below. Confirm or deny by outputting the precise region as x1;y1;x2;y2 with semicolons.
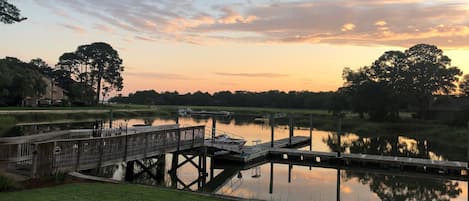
22;76;67;107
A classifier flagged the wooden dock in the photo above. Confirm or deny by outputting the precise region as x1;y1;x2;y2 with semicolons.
1;125;205;178
269;148;467;171
210;136;311;163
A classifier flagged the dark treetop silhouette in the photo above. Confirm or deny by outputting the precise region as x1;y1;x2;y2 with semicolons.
0;0;26;24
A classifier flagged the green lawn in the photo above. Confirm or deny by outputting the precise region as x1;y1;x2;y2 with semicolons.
0;183;226;201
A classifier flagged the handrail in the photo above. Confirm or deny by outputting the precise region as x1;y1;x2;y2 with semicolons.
35;125;205;145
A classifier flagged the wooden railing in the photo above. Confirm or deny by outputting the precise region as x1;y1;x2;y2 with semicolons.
27;125;205;177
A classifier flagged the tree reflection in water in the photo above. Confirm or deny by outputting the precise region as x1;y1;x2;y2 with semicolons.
324;133;464;201
343;171;462;201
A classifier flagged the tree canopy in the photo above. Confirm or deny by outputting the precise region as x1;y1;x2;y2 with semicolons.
342;44;462;121
0;0;26;24
0;57;46;106
57;42;124;105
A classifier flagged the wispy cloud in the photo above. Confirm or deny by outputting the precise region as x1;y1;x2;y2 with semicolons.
214;72;288;78
40;0;469;48
61;23;87;34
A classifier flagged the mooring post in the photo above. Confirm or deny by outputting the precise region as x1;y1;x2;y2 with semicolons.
289;115;293;146
175;113;179;125
337;117;342;158
309;114;313;151
269;162;274;194
270;113;275;148
288;163;292;183
336;168;341;201
211;117;216;143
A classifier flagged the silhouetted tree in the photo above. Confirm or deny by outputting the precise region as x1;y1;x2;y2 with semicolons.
56;42;124;105
404;44;462;118
0;0;26;24
342;44;462;120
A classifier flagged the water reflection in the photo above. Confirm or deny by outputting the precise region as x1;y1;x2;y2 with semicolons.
3;115;468;200
95;153;466;201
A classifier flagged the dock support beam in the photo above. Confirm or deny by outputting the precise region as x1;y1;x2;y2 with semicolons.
337;168;341;201
269;162;274;194
270;114;275;148
125;161;135;181
337;117;342;158
212;118;217;143
289;116;294;146
309;114;313;151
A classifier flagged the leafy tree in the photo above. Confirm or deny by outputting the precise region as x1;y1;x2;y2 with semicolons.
0;0;26;24
0;57;46;105
404;44;462;117
458;74;469;97
56;42;124;105
342;44;462;120
75;42;124;105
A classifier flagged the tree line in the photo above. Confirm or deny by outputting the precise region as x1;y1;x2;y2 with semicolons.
110;90;336;110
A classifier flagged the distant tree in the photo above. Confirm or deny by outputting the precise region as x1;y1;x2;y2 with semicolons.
459;74;469;97
0;0;26;24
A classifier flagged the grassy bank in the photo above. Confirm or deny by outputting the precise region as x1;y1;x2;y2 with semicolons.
0;183;226;201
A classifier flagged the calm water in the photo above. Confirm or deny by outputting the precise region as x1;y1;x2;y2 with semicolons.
2;115;468;201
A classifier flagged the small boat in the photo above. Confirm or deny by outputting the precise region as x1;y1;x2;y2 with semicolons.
213;134;247;146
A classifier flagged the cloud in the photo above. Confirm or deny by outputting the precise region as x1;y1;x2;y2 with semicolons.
214;72;288;78
341;23;356;32
61;24;87;34
94;24;114;33
134;35;156;42
38;0;469;48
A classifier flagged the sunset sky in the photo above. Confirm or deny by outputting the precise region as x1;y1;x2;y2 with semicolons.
1;0;469;95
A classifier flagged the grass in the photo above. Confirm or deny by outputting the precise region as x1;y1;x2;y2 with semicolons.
0;183;226;201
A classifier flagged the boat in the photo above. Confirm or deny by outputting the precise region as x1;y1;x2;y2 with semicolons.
213;134;247;146
178;108;234;116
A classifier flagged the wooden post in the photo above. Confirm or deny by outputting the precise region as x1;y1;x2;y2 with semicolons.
289;115;293;146
177;129;181;151
337;118;342;158
75;141;82;171
123;133;129;161
31;144;38;178
96;138;105;171
125;161;135;181
156;154;166;185
270;114;275;148
269;162;274;194
143;133;149;158
109;109;113;128
211;117;216;143
191;129;195;148
309;114;313;151
288;163;292;183
337;168;341;201
175;114;179;125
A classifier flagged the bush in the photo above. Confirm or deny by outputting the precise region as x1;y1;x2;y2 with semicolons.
0;174;22;192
